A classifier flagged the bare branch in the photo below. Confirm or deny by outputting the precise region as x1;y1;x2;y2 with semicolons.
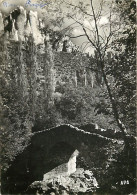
67;14;97;39
82;42;91;52
80;41;90;50
90;0;100;47
96;0;104;21
67;13;98;50
60;21;79;32
62;0;94;17
67;34;86;38
82;27;98;50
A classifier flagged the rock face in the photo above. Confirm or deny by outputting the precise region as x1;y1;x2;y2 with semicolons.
0;7;98;108
28;169;98;194
2;6;44;44
32;150;98;194
0;12;4;36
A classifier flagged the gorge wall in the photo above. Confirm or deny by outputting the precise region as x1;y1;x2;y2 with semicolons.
0;6;101;130
0;6;104;172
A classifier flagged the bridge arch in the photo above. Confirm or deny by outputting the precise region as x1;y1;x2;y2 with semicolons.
2;124;116;194
30;124;112;171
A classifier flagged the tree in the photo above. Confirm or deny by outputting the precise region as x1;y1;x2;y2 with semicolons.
39;0;136;143
57;0;132;143
109;0;136;134
54;0;135;186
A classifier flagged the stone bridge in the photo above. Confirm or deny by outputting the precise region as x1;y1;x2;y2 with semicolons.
2;124;123;194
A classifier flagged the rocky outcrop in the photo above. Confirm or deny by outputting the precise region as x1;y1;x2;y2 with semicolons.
1;6;82;50
29;150;98;194
0;12;4;36
0;7;97;107
28;169;98;194
2;6;44;44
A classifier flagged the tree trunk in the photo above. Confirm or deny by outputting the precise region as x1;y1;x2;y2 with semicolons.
100;61;129;147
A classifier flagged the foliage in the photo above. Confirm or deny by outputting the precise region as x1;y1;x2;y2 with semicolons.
0;55;31;170
105;0;136;134
53;0;136;139
100;136;136;194
54;82;116;130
